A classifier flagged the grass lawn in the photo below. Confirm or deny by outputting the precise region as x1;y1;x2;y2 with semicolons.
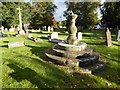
0;29;120;88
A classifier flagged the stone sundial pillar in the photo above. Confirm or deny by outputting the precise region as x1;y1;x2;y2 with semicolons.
67;12;78;45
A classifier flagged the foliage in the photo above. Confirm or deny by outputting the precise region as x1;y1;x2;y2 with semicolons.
30;2;57;29
2;2;31;28
100;2;120;31
64;2;101;29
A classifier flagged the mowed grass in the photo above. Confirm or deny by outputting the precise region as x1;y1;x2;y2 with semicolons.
1;30;120;88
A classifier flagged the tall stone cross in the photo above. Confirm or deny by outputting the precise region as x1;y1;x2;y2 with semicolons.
17;7;25;35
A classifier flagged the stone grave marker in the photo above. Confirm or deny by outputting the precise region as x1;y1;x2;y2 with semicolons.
9;26;15;32
48;26;51;32
50;27;54;32
1;26;4;31
51;32;58;39
106;28;112;47
77;32;82;41
5;28;8;31
8;41;25;48
117;30;120;41
17;7;25;35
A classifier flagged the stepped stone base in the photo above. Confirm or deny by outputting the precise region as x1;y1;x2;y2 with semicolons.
44;42;106;74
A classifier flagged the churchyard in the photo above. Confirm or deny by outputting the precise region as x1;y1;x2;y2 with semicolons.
1;29;120;88
1;1;120;89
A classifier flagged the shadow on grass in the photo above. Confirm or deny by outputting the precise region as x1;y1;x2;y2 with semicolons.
86;41;106;46
1;45;8;48
7;62;63;88
8;64;50;88
113;43;120;46
3;41;9;43
95;64;120;85
26;45;51;56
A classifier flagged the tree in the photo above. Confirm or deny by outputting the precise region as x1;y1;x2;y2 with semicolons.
2;2;31;29
64;2;101;30
30;2;57;29
100;2;120;32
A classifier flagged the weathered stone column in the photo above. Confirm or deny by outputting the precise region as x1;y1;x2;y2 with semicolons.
67;12;78;45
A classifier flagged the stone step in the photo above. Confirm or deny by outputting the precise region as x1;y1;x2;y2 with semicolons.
45;52;67;65
45;49;100;67
82;62;106;74
52;48;91;57
68;62;106;74
78;54;99;67
45;52;79;67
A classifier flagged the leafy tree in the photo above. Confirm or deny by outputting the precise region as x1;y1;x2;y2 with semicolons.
100;2;120;32
30;2;57;29
2;2;31;29
64;2;101;30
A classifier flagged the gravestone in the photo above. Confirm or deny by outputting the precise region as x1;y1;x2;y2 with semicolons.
28;34;40;42
48;26;51;32
5;28;8;31
77;32;82;41
1;26;4;31
8;41;25;48
51;32;58;39
9;26;15;32
117;30;120;41
106;28;112;47
0;26;7;38
50;27;54;32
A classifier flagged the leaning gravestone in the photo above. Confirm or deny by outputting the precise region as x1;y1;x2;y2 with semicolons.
106;28;112;47
77;32;82;41
8;41;25;48
51;32;58;39
117;30;120;41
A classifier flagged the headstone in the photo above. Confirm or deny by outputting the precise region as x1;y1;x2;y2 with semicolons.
106;28;112;47
48;26;50;32
51;32;58;39
8;41;25;48
77;32;82;41
1;26;4;31
9;26;15;32
117;30;120;41
28;34;33;38
50;27;54;32
5;28;8;31
59;26;62;28
0;27;7;38
28;34;41;42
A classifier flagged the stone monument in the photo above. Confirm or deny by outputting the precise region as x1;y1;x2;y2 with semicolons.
43;11;106;74
117;30;120;41
0;26;7;38
77;32;82;41
67;11;78;45
105;28;112;47
17;6;25;35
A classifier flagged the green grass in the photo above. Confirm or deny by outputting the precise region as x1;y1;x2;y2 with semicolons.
1;30;120;88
